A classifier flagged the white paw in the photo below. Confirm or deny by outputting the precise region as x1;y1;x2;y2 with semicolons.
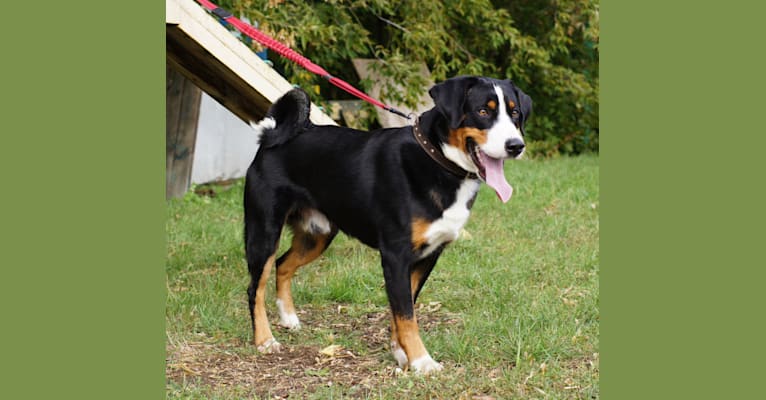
256;338;282;354
276;299;301;330
278;313;301;330
391;340;409;368
409;354;443;375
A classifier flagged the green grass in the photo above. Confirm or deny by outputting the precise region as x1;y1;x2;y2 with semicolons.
166;155;599;399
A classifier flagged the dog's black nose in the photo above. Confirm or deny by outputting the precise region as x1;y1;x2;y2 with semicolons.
505;138;526;156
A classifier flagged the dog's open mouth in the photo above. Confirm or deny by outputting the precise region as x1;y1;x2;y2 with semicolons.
467;139;513;203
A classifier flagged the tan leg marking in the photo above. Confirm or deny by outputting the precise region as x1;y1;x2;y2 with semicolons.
394;315;444;374
411;218;431;251
394;315;428;362
391;270;425;367
390;316;408;367
410;268;425;299
275;232;328;328
389;268;441;371
254;254;280;353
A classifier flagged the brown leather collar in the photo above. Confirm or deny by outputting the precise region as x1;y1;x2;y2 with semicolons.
412;119;479;180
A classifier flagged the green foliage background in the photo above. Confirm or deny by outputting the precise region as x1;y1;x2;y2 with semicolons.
217;0;599;155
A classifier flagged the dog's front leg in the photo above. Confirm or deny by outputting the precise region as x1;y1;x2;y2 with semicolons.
380;246;443;374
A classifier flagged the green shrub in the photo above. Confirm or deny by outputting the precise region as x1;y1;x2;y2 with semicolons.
218;0;599;154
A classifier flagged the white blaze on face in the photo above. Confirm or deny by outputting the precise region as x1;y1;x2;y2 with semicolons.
482;85;523;158
474;85;521;203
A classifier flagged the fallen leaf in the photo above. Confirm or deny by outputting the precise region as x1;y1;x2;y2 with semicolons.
319;344;343;357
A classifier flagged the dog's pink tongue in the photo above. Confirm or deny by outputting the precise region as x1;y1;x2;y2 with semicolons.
480;152;513;203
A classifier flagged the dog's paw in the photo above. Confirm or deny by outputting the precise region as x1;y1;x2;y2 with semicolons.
278;313;301;330
276;300;301;330
256;338;282;354
391;340;408;368
409;354;443;375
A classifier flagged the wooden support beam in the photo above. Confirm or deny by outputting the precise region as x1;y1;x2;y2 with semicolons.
166;65;202;199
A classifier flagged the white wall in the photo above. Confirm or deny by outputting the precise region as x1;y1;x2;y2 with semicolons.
191;93;259;184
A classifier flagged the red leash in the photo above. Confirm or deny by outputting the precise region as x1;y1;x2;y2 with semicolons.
196;0;411;119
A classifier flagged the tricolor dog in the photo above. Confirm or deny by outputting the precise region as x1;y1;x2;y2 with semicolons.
243;76;532;374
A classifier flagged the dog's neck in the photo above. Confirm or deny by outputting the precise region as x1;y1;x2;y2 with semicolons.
415;108;449;147
414;109;478;180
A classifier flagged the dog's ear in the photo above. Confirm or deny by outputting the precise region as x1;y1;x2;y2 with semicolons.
429;76;480;129
509;81;533;136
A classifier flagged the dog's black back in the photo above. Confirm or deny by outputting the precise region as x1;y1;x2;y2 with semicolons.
249;121;463;248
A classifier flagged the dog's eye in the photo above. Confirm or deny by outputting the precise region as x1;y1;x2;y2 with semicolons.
511;109;520;119
477;109;489;117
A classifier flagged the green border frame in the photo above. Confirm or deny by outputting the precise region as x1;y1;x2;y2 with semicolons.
601;1;766;398
3;0;766;398
1;1;164;398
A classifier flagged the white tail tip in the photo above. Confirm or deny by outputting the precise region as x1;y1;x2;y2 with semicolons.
249;117;276;141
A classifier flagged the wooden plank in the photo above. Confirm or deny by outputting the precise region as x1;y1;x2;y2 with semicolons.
352;59;434;128
166;27;270;124
166;64;202;199
166;0;335;126
166;0;181;25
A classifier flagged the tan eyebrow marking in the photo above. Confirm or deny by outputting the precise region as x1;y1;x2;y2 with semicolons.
487;100;497;110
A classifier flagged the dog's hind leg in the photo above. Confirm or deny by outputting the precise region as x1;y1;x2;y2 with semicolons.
275;210;338;329
246;250;280;353
244;185;290;353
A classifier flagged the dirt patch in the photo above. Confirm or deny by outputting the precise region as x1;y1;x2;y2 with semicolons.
167;340;388;398
166;305;462;398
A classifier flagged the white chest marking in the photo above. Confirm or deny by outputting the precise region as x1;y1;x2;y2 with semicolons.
420;180;480;258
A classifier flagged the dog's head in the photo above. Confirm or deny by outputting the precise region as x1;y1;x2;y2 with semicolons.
429;76;532;202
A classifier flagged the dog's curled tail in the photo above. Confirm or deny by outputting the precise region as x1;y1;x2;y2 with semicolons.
250;88;311;149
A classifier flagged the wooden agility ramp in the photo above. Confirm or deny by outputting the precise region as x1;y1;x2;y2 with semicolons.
165;0;335;197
